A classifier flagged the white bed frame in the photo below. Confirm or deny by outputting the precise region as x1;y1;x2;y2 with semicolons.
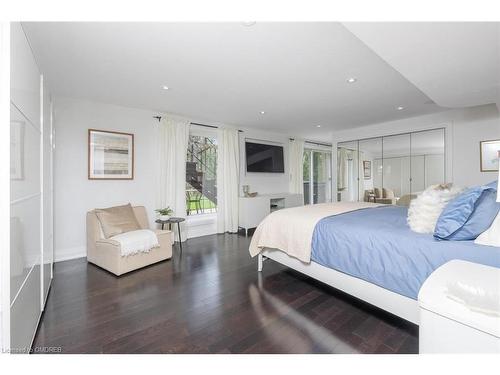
258;249;420;325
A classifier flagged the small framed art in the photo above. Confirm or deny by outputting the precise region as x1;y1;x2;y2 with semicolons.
479;139;500;172
88;129;134;179
363;160;371;179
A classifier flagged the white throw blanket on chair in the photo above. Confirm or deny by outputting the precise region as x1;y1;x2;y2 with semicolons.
110;229;159;257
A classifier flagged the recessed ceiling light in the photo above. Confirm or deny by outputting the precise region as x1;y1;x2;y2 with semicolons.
397;106;405;110
316;125;322;128
242;21;256;27
347;77;357;84
162;85;170;90
260;111;265;115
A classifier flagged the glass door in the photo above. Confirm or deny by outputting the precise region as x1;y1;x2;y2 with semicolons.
303;149;332;204
186;132;218;215
313;151;332;204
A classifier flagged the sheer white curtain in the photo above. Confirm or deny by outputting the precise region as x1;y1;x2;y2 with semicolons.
289;139;305;194
216;128;240;233
157;116;190;241
337;148;348;191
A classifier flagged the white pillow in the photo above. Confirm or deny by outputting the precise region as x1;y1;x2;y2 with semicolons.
475;211;500;247
407;183;463;234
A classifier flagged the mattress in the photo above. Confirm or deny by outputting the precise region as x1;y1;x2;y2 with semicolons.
311;205;500;300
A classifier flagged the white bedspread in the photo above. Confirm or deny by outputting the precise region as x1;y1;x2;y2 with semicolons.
249;202;381;263
110;229;159;257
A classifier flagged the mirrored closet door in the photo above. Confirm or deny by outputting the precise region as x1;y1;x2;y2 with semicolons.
337;128;445;205
337;141;358;202
411;129;445;193
382;133;411;203
359;137;382;203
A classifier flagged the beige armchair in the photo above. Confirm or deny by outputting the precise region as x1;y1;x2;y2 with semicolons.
86;205;172;276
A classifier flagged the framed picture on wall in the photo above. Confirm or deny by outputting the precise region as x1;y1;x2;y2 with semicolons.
363;160;371;179
88;129;134;179
479;139;500;172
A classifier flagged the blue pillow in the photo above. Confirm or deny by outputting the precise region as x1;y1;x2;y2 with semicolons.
434;181;499;240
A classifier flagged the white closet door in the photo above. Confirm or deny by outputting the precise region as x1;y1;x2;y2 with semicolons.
10;22;43;351
42;79;53;305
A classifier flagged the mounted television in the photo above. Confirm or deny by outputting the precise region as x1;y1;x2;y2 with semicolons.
245;141;284;173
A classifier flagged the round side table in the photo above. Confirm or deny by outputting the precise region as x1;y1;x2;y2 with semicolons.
155;217;186;253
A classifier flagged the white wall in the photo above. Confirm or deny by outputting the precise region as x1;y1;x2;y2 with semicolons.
452;105;500;186
332;104;500;199
53;97;160;261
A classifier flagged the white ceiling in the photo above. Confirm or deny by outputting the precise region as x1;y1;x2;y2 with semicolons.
23;22;447;138
344;22;500;109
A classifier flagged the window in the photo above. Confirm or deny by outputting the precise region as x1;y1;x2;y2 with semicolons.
186;134;217;215
303;149;332;204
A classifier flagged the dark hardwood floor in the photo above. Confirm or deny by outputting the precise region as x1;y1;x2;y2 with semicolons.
33;233;418;354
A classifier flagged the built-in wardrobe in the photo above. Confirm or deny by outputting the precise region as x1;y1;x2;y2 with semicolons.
8;22;54;351
337;128;445;203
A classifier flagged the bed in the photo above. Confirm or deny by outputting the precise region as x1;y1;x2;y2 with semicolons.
249;202;500;325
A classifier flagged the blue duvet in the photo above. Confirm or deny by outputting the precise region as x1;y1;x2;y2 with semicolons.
311;205;500;300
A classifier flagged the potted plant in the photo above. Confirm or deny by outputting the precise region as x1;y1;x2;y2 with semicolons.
155;207;173;221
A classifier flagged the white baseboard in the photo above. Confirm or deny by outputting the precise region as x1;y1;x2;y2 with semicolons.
54;245;86;263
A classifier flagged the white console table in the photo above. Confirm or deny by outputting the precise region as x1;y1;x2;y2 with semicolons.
238;193;303;236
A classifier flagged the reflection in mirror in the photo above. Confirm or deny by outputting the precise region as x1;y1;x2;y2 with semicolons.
381;134;411;204
10;121;25;181
337;141;358;202
411;129;445;194
359;138;382;203
337;128;445;205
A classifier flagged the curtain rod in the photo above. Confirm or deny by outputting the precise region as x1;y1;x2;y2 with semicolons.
290;138;332;148
153;116;243;132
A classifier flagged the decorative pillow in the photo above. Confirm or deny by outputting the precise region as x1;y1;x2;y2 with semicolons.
383;188;395;199
475;211;500;247
407;183;463;234
374;187;382;198
95;203;141;239
434;181;499;241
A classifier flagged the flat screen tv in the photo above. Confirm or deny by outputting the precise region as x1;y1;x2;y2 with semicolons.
245;141;284;173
